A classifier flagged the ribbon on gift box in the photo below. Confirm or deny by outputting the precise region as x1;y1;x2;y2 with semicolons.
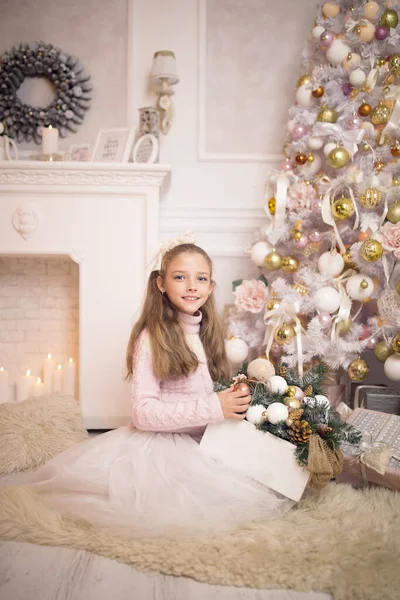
348;437;393;484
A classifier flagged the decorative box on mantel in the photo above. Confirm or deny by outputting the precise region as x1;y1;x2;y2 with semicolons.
0;160;171;429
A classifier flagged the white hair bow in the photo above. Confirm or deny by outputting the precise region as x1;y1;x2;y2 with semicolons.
148;231;196;271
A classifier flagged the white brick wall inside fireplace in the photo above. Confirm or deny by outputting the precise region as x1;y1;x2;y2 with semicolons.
0;256;79;402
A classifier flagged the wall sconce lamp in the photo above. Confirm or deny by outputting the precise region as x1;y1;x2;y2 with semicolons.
150;50;179;135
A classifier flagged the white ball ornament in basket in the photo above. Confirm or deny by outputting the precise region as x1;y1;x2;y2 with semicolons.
317;250;344;277
225;337;249;364
266;375;288;394
349;68;366;88
325;40;351;65
247;358;275;382
384;354;400;382
265;402;289;424
250;241;272;267
246;404;268;425
346;274;374;301
313;287;341;314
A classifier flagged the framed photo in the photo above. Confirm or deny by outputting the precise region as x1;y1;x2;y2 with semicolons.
69;144;91;162
92;128;135;162
132;134;159;164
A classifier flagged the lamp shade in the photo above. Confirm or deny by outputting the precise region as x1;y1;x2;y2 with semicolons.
150;50;179;85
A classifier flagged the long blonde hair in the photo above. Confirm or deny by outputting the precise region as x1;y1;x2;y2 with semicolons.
126;243;231;381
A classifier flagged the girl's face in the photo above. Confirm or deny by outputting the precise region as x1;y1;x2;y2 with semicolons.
157;252;214;315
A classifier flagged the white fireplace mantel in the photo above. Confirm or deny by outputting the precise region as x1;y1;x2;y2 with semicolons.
0;160;171;429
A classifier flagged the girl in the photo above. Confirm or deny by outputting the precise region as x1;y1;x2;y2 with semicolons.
0;240;290;538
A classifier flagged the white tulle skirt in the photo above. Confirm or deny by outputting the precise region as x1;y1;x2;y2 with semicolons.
0;425;292;538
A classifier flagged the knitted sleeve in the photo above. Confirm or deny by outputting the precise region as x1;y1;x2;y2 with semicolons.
130;331;224;432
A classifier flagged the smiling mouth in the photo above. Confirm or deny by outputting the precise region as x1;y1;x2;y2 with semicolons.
182;296;200;301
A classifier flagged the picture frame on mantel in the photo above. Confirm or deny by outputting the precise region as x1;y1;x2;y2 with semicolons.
92;128;135;162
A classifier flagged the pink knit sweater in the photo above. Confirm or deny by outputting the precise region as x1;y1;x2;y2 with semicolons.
130;311;225;435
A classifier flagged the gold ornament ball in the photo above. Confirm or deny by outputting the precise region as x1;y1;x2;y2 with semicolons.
358;102;372;117
360;238;383;261
389;54;400;76
362;143;371;152
295;153;308;165
332;197;355;220
317;106;338;124
307;153;315;163
285;417;294;427
286;386;297;397
391;146;400;157
374;340;394;362
360;279;369;290
266;296;280;310
337;319;353;337
393;178;400;187
387;201;400;224
374;160;385;173
360;187;382;210
312;86;324;98
291;228;303;241
371;104;390;125
264;250;283;271
282;255;299;273
297;74;311;88
274;322;295;345
391;334;400;354
283;397;302;410
396;280;400;295
347;357;370;381
268;196;276;216
328;146;350;169
344;250;355;267
381;9;399;29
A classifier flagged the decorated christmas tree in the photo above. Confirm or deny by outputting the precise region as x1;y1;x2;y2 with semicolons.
226;0;400;385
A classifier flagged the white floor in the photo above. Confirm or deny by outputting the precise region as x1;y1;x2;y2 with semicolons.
0;541;332;600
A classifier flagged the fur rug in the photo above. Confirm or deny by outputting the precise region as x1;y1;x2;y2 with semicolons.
0;481;399;600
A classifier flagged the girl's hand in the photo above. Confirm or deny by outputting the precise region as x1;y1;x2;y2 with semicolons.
217;385;251;420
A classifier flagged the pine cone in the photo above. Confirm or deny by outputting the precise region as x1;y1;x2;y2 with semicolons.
290;420;312;444
318;424;333;435
304;384;313;397
278;365;288;378
289;408;304;421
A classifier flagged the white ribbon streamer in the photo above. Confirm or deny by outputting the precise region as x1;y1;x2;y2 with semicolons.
312;122;365;159
264;171;294;245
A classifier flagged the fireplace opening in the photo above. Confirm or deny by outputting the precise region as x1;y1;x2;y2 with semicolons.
0;255;79;404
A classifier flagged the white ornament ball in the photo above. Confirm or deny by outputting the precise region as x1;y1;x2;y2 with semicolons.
267;375;288;394
326;40;351;65
323;142;337;157
265;402;289;425
296;85;316;108
318;250;345;277
287;119;296;133
312;25;326;40
298;153;322;176
250;241;272;267
346;274;374;301
225;338;249;363
384;354;400;381
322;2;340;18
246;404;268;425
371;175;380;188
313;287;341;314
247;358;275;382
308;136;324;150
349;68;366;88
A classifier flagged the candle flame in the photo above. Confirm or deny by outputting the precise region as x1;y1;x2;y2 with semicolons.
0;367;3;372
48;353;52;359
69;358;74;363
57;364;62;370
37;377;41;384
48;125;52;129
26;369;31;376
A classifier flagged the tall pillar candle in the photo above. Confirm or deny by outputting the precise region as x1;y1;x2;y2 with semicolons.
31;377;45;398
0;367;9;404
63;358;76;397
42;125;59;155
53;364;64;393
43;353;55;392
16;369;35;402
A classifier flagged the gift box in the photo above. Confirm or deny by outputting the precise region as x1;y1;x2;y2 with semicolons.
351;385;400;414
340;408;400;491
325;369;346;409
199;420;310;502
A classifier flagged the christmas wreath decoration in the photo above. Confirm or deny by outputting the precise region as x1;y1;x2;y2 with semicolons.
215;361;362;488
0;42;91;144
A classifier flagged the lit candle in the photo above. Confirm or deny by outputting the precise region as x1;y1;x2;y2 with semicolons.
63;357;76;397
42;125;59;155
53;364;64;393
16;369;35;403
43;353;55;392
31;377;45;398
0;367;9;404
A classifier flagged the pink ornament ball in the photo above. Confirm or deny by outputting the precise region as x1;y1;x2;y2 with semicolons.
293;234;308;249
346;115;362;130
359;325;370;341
366;336;379;350
292;124;307;140
281;159;292;172
311;198;323;214
293;386;305;401
375;26;388;40
318;312;332;329
309;230;322;243
270;342;283;356
320;30;335;50
342;83;352;96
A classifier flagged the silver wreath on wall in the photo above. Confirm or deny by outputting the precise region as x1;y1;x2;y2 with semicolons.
0;42;92;144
